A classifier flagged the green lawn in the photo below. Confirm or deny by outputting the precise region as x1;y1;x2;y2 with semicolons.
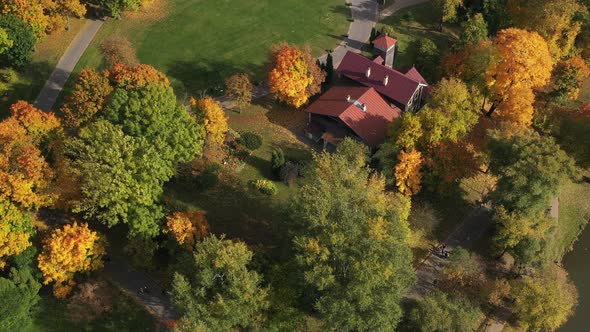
75;0;349;97
377;3;459;82
548;172;590;261
27;284;156;332
0;18;87;116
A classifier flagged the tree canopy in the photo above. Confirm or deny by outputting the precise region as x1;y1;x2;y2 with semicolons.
172;235;269;331
408;291;482;332
291;138;415;331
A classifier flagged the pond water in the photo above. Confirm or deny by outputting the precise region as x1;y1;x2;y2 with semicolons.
560;223;590;331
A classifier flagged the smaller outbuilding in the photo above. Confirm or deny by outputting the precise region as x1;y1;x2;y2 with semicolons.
304;86;402;149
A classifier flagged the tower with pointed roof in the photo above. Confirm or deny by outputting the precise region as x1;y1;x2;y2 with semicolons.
372;33;397;68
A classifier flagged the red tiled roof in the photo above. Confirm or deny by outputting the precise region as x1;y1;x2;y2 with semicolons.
304;86;401;147
336;51;426;105
405;66;429;85
373;55;384;64
373;34;397;50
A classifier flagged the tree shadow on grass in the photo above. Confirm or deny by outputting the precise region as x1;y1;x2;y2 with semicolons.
167;60;262;99
165;177;289;254
0;61;54;117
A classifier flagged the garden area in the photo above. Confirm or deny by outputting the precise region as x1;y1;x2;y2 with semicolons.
74;0;349;97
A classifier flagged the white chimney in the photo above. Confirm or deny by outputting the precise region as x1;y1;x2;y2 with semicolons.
362;104;367;112
346;95;351;102
383;75;389;86
366;66;371;78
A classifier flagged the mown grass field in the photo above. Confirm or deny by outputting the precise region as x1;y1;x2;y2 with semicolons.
75;0;349;97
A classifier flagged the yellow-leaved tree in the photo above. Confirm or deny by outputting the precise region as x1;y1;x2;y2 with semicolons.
38;223;106;298
165;211;209;251
395;149;423;196
190;97;229;146
485;28;553;127
268;43;325;108
0;198;33;269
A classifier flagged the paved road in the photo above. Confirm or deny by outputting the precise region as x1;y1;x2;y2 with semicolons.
104;256;180;330
34;19;104;113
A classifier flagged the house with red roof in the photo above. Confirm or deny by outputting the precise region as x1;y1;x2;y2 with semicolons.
372;34;397;67
337;51;428;112
304;86;402;149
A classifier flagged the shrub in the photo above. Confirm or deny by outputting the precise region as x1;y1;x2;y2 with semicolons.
225;73;253;109
251;179;277;195
239;132;263;150
271;148;286;172
196;163;220;190
279;162;299;187
0;68;18;83
100;37;139;67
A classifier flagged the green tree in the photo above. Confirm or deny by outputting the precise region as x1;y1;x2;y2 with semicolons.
325;53;334;84
172;235;269;331
291;138;415;331
0;15;35;67
102;83;204;165
482;0;511;34
460;13;488;45
434;0;464;30
488;130;578;216
415;39;439;80
408;291;482;332
442;247;484;288
0;28;13;55
66;120;170;238
95;0;143;18
0;266;41;331
512;266;577;331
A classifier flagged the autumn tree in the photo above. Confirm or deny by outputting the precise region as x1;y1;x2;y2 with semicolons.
43;0;87;31
9;100;61;144
395;148;422;195
268;43;325;108
95;0;144;18
0;199;33;270
38;222;106;298
99;37;139;67
60;68;113;128
0;0;48;38
291;138;415;331
165;211;209;251
408;291;482;332
485;28;553;127
225;73;253;109
508;0;583;59
0;15;35;67
511;266;577;331
190;97;229;146
67;279;114;322
460;13;488;45
172;235;269;331
551;56;590;104
434;0;463;30
0;117;55;209
442;247;484;288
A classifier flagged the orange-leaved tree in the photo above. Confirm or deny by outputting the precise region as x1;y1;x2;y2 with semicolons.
395;149;423;196
165;211;209;251
0;0;49;38
190;97;229;146
38;222;106;298
0;116;55;209
10;100;61;143
485;28;553;127
268;43;325;108
61;68;113;128
108;63;169;89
